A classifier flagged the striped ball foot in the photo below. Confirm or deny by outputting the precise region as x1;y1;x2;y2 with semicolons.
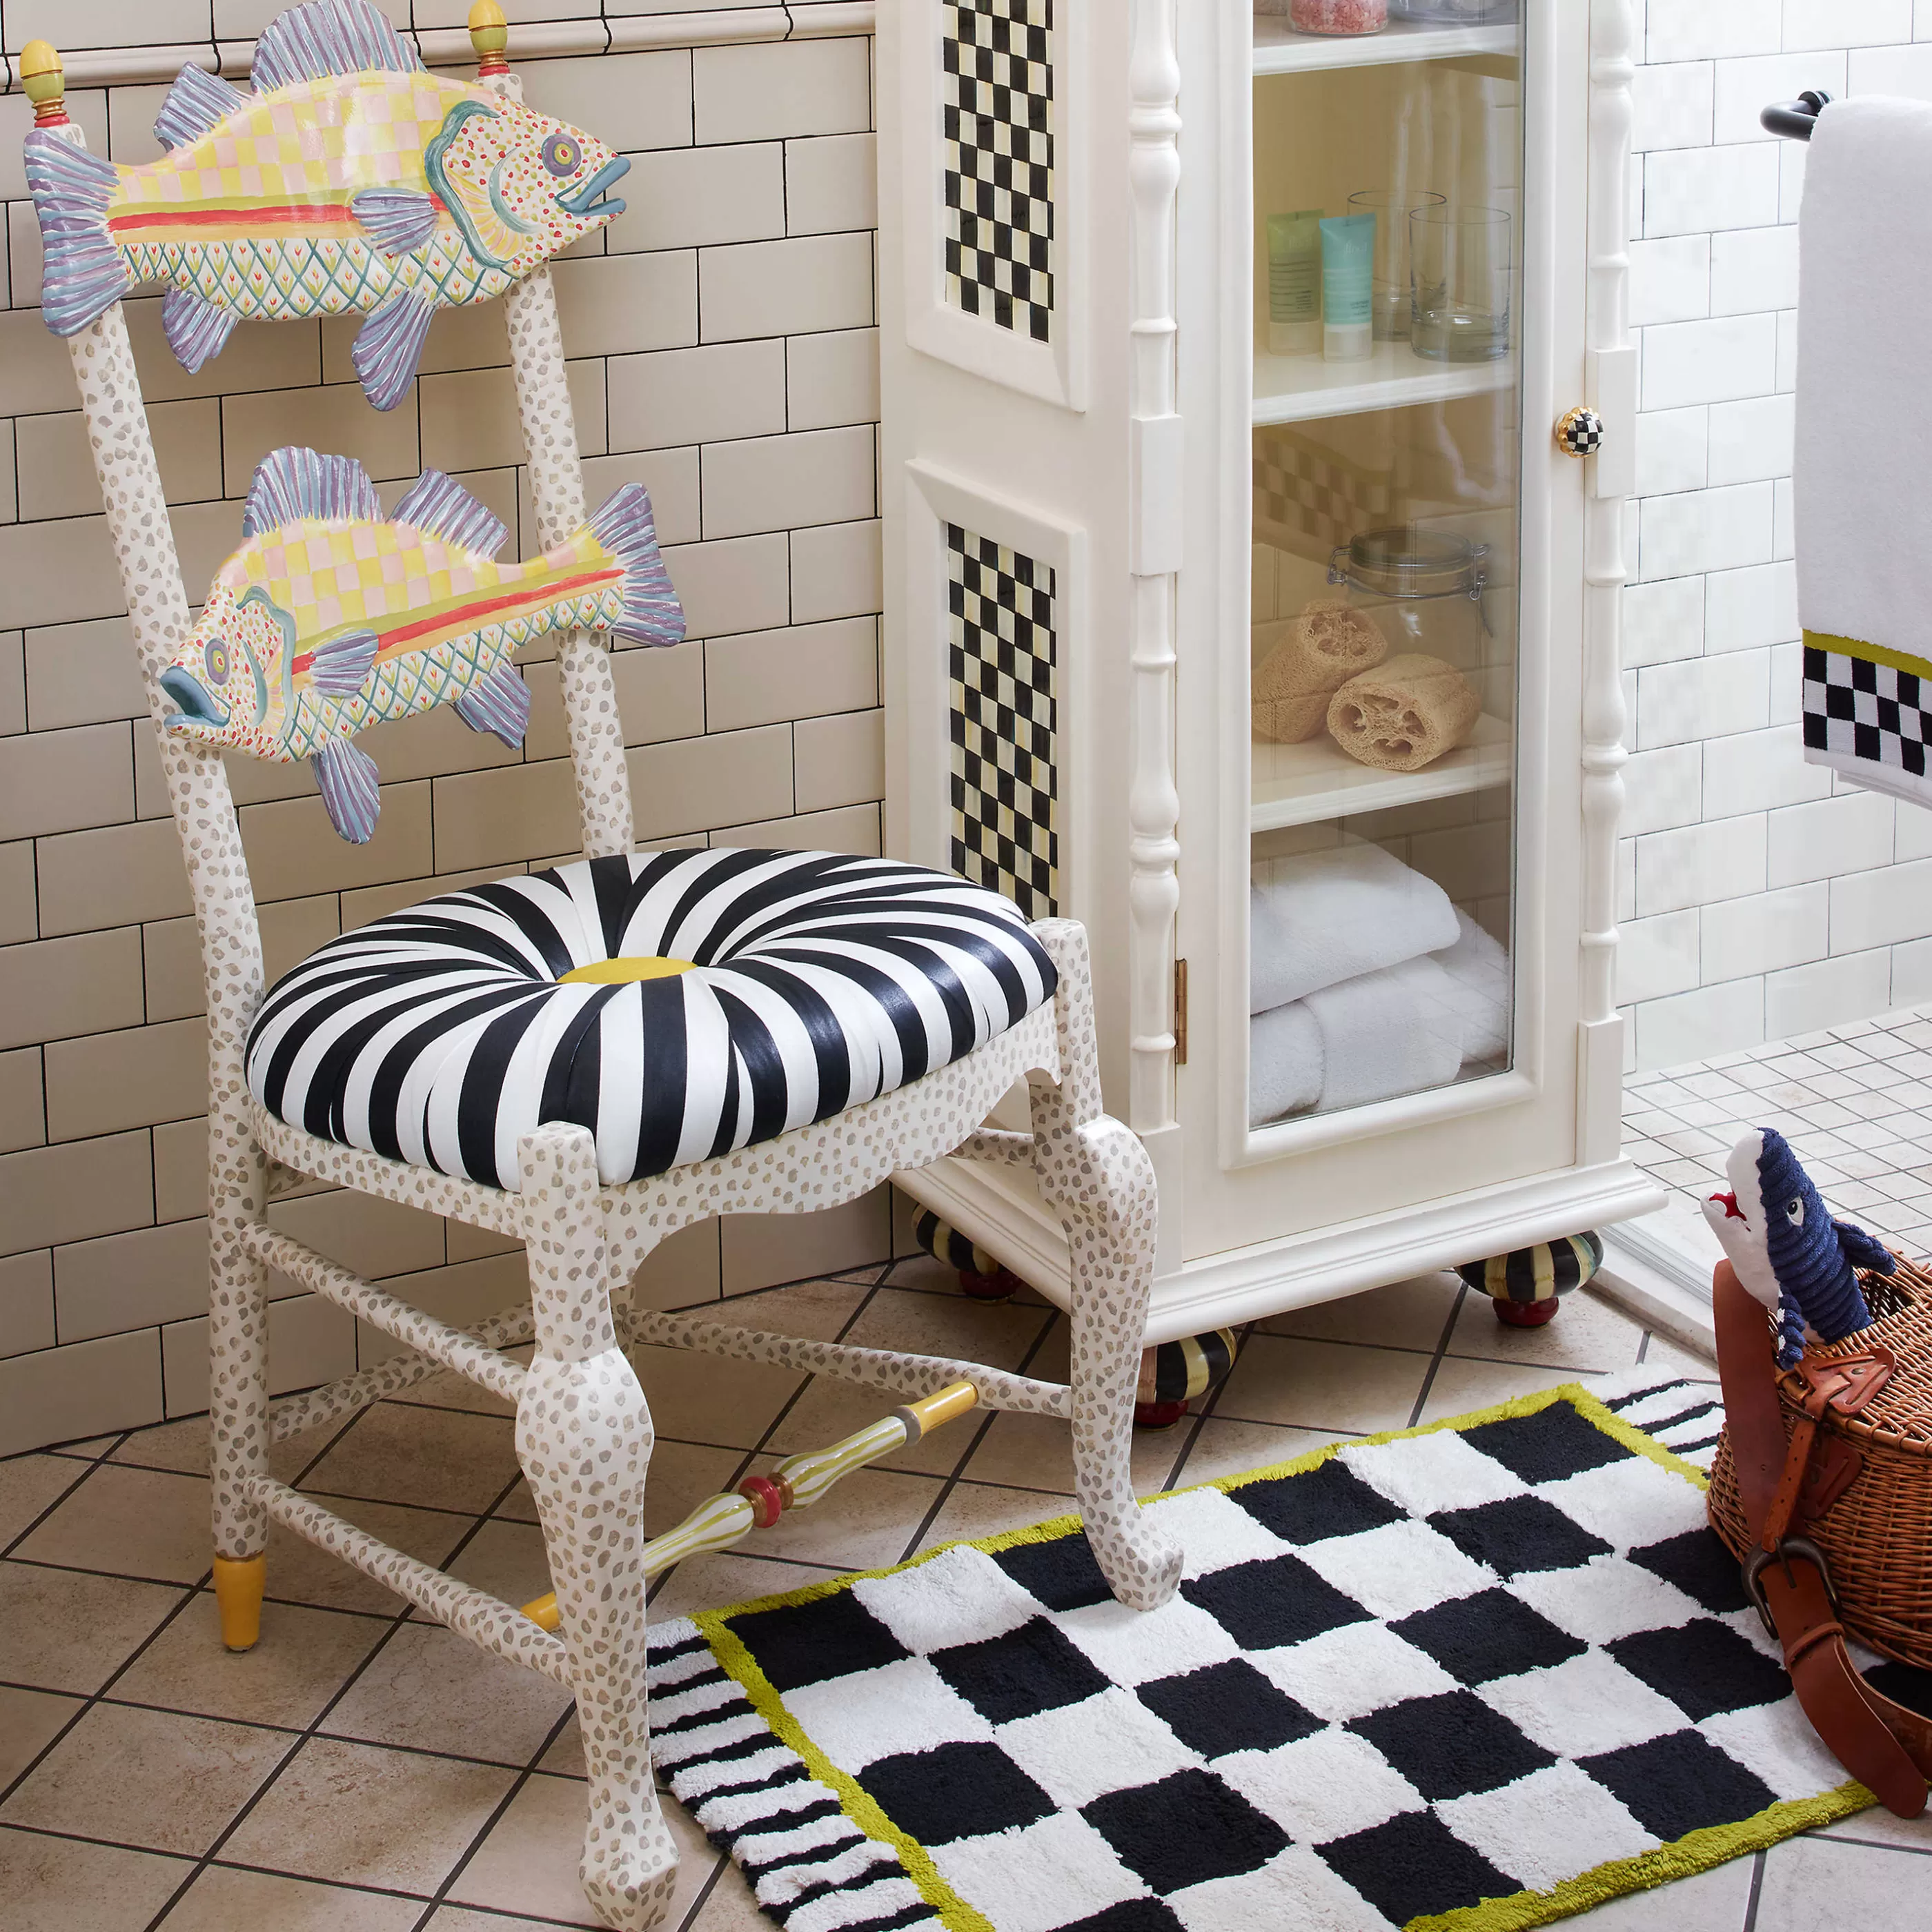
1457;1232;1604;1335
958;1265;1022;1303
1134;1329;1237;1431
1134;1398;1191;1430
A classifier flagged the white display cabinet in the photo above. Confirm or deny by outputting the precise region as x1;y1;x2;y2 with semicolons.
878;0;1663;1343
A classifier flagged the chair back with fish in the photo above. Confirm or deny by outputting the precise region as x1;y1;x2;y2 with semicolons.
18;1;635;1087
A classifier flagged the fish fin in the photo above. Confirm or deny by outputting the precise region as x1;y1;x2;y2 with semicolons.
1835;1219;1896;1274
581;484;685;649
161;286;238;374
349;186;441;257
23;131;132;338
390;469;508;558
305;627;379;697
313;737;381;844
251;0;422;92
242;446;381;538
153;64;246;148
453;663;531;748
351;286;435;413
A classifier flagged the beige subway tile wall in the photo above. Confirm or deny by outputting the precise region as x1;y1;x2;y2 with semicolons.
0;26;888;1452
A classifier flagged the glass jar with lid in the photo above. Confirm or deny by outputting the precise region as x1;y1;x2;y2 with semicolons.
1325;524;1489;677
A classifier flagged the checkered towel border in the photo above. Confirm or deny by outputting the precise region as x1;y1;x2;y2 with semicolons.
1802;640;1932;808
649;1372;1883;1932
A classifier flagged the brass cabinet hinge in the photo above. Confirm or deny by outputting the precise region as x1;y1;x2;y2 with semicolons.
1174;957;1188;1067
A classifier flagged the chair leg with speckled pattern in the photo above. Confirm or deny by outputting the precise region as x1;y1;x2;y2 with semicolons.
515;1123;679;1932
208;1128;273;1653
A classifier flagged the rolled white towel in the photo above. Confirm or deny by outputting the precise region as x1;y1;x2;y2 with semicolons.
1250;1002;1323;1123
1432;911;1511;1063
1250;842;1460;1013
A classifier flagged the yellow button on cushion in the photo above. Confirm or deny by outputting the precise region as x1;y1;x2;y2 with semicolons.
558;956;697;985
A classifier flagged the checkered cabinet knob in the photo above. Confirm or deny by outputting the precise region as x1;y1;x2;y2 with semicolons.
1555;406;1604;458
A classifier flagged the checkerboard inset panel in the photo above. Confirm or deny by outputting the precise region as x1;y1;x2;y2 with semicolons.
1803;644;1932;780
651;1379;1869;1932
947;523;1058;921
943;0;1055;344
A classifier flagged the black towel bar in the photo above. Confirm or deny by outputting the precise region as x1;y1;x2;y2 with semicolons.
1762;90;1831;141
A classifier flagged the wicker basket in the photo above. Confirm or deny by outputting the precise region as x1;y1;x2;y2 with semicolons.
1708;1252;1932;1670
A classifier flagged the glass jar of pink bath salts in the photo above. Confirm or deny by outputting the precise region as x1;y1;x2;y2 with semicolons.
1288;0;1388;32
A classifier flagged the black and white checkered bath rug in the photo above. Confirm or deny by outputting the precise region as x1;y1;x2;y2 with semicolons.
649;1374;1900;1932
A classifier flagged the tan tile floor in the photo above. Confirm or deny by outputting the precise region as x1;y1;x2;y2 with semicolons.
2;1250;1927;1931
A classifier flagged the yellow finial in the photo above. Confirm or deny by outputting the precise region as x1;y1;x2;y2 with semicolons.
19;40;68;126
468;0;509;77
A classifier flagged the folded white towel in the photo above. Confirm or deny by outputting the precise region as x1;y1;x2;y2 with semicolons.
1250;954;1466;1125
1435;911;1510;1063
1250;842;1460;1013
1306;954;1466;1113
1794;96;1932;807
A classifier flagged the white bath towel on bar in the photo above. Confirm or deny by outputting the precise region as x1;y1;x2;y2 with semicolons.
1250;842;1459;1013
1794;95;1932;808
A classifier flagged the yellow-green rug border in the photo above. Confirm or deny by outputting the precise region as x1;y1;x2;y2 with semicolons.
687;1381;1873;1932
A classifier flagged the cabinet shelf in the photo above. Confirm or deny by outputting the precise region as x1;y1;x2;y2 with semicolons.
1253;15;1517;77
1254;338;1512;425
1252;713;1512;831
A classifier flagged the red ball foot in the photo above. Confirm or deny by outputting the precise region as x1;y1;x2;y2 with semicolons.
1493;1295;1561;1328
958;1266;1018;1302
1135;1399;1190;1430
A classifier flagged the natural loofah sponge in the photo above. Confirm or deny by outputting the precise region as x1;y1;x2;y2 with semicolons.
1253;601;1389;744
1325;653;1482;771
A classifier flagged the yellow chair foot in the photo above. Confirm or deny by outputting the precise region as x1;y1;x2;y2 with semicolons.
522;1590;561;1633
212;1553;266;1652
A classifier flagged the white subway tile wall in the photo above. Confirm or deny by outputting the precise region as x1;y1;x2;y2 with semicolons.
0;32;891;1452
1617;0;1932;1070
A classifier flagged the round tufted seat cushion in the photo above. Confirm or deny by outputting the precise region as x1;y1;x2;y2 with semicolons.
245;848;1058;1189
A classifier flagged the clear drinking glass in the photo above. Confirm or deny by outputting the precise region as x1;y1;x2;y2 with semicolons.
1346;189;1446;342
1409;205;1511;362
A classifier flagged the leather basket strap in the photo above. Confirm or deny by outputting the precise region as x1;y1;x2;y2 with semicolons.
1713;1261;1931;1817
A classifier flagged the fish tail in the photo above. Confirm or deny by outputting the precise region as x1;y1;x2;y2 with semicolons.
582;484;684;649
23;131;132;337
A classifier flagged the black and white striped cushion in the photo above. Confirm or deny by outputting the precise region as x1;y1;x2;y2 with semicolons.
245;848;1057;1189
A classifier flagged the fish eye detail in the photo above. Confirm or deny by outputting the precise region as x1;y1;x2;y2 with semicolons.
204;638;230;685
540;133;581;178
1786;1197;1804;1227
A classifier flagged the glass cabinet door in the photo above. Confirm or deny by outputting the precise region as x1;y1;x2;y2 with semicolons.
1246;15;1524;1132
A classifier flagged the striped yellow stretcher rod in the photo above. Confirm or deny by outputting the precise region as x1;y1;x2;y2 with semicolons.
521;1380;980;1633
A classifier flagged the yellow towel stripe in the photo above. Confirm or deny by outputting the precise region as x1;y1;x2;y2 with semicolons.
1802;629;1932;681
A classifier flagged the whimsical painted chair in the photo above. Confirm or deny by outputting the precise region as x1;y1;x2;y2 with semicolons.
20;10;1180;1929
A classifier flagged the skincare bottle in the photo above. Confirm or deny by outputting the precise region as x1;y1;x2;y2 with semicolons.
1319;212;1374;362
1265;210;1323;355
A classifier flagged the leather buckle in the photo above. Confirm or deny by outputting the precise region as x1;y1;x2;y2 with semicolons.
1799;1346;1895;1417
1744;1536;1839;1639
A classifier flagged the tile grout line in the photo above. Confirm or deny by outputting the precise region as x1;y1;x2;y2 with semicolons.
402;1699;587;1932
895;1297;1063;1563
1406;1283;1470;1430
132;1452;536;1931
646;1266;889;1609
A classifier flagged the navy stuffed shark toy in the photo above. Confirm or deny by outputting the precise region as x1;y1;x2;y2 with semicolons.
1702;1127;1891;1368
